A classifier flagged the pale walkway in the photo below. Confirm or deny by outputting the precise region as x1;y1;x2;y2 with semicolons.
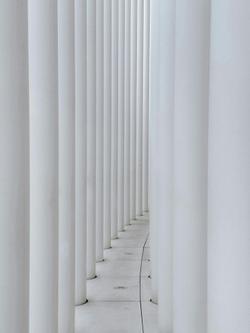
75;215;158;333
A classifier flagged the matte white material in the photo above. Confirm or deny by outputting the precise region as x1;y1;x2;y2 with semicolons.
103;0;112;249
142;0;150;212
28;1;59;332
117;0;125;232
208;1;250;333
0;2;29;332
86;0;97;279
130;0;138;219
58;1;75;331
149;0;160;305
124;0;131;226
156;0;175;331
111;0;119;239
75;0;87;305
136;0;144;216
75;217;157;333
96;0;104;262
173;1;210;332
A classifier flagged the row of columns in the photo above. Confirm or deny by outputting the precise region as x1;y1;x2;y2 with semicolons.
0;1;150;333
149;1;250;333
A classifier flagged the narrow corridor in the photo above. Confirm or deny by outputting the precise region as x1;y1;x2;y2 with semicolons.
75;215;158;333
2;1;250;332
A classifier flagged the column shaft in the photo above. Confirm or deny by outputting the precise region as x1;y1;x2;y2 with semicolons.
149;0;160;305
208;1;250;332
86;0;97;279
173;1;210;332
142;0;150;212
136;0;144;216
96;0;104;262
103;0;112;249
111;0;119;239
124;0;132;226
156;0;175;331
130;0;138;219
29;1;59;332
0;2;29;332
58;1;75;332
75;0;87;305
117;0;126;232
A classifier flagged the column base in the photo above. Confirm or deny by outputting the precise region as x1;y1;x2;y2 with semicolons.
75;299;88;307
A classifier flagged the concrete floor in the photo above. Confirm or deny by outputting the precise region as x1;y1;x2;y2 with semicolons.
75;215;158;333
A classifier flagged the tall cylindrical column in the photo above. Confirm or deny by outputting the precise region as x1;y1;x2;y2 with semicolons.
208;2;250;333
142;0;150;213
0;2;29;332
29;1;59;332
149;0;160;305
103;0;112;249
111;0;119;239
117;0;125;232
58;1;75;332
156;0;175;331
124;0;132;226
173;1;210;332
96;0;104;262
130;0;138;220
136;0;144;216
86;0;97;279
75;0;87;305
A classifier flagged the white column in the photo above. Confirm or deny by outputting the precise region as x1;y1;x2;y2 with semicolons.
130;0;138;220
136;0;144;216
86;0;97;279
28;1;59;332
0;2;29;332
111;0;119;239
117;0;125;232
156;0;175;331
58;1;75;332
142;0;150;212
124;0;131;226
173;1;210;333
149;0;160;305
103;0;112;249
96;0;104;262
208;2;250;333
75;0;87;305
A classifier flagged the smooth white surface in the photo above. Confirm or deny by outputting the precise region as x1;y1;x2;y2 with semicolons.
86;0;97;279
75;0;87;305
103;0;112;249
208;1;250;332
130;0;138;219
136;0;144;216
29;1;59;332
173;1;210;332
117;0;126;232
75;216;158;333
58;1;75;332
124;0;131;226
142;0;150;212
111;0;119;239
0;2;29;332
149;0;160;305
155;0;175;331
96;0;104;262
